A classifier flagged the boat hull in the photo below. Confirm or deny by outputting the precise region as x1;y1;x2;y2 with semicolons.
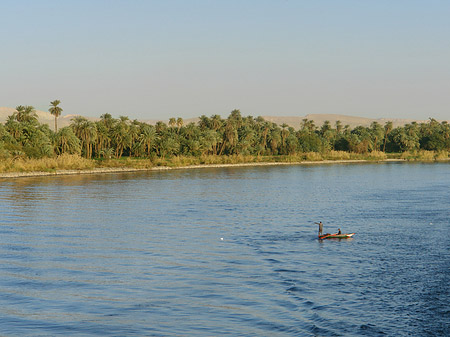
319;233;355;239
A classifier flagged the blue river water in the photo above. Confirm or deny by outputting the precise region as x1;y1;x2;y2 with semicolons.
0;162;449;336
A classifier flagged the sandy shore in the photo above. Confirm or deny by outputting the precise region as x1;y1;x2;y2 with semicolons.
0;159;408;179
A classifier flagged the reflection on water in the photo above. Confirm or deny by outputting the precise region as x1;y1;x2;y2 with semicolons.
0;162;449;336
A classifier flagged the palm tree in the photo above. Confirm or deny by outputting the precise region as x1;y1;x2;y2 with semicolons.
155;121;167;134
100;113;116;129
99;147;115;159
14;105;25;122
351;126;373;153
168;117;176;128
176;117;184;132
370;121;384;151
128;122;139;157
14;105;38;124
112;120;130;158
198;115;210;130
268;129;281;154
335;120;343;134
49;100;63;132
280;123;289;153
320;120;332;135
159;137;180;157
95;122;111;156
71;116;97;158
256;119;271;155
200;129;219;155
211;114;222;131
55;127;81;155
218;120;238;155
183;123;197;140
5;115;21;140
229;109;243;129
383;121;393;152
138;125;157;157
301;118;316;133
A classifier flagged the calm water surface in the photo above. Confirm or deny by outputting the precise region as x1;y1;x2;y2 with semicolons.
0;162;449;336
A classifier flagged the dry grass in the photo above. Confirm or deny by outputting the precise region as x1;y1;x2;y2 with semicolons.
324;151;352;160
435;151;449;161
322;151;387;161
400;150;450;161
0;154;95;173
1;151;447;175
401;150;435;161
365;151;388;160
304;152;324;161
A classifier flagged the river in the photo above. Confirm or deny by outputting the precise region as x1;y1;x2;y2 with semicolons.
0;162;449;336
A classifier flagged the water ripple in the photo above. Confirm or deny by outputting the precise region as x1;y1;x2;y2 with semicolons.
0;163;449;336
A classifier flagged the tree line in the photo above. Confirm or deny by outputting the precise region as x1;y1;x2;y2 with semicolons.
1;102;449;160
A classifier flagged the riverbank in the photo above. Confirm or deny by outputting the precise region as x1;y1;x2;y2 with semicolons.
1;150;448;179
0;158;410;179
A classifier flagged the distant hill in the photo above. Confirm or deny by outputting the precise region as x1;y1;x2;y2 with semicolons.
135;114;434;129
139;117;199;126
0;107;439;131
262;114;430;129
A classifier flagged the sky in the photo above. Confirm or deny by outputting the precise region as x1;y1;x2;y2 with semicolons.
1;0;449;120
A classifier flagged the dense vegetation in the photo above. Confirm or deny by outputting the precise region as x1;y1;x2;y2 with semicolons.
0;103;449;172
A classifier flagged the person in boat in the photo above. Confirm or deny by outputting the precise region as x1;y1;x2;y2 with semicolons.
337;228;341;235
317;221;323;236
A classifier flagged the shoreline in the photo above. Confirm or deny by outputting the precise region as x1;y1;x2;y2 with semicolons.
0;159;410;179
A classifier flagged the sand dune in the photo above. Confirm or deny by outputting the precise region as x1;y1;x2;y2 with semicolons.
263;114;430;129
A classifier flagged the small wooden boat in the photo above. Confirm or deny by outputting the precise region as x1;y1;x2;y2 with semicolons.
319;233;355;239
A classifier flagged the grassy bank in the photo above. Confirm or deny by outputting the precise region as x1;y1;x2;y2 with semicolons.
0;154;96;173
0;151;448;175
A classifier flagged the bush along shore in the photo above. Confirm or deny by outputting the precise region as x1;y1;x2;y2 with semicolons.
1;104;449;177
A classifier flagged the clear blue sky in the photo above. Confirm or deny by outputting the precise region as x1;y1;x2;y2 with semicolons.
1;0;449;120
